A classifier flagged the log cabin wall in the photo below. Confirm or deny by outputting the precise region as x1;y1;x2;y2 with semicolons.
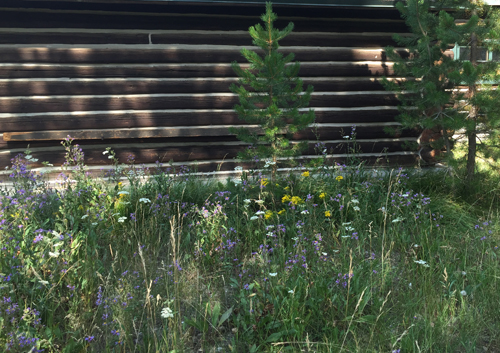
0;0;419;181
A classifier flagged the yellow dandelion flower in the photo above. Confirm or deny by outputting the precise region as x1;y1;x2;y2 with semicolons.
302;171;310;177
336;176;343;181
282;195;292;203
264;210;273;220
278;209;286;215
319;192;326;199
325;211;331;217
291;196;303;205
284;186;290;191
118;182;123;188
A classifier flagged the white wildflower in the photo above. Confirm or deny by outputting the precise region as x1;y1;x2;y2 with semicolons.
108;155;114;159
353;206;360;212
462;271;467;276
243;199;251;204
39;280;49;285
266;232;274;237
342;222;352;226
414;259;430;268
351;199;359;204
117;191;129;195
161;307;174;319
234;166;243;171
332;250;340;253
91;222;98;226
250;216;259;221
139;198;151;203
254;200;265;205
103;150;109;155
81;214;89;220
288;290;294;294
25;155;33;159
255;210;265;216
48;251;60;258
53;242;63;247
409;283;412;289
300;210;309;215
345;226;355;232
322;252;328;256
392;217;404;223
343;135;350;139
269;273;277;277
460;290;467;296
118;217;127;223
233;178;242;185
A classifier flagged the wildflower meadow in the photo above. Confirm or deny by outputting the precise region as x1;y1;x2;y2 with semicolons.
0;137;499;352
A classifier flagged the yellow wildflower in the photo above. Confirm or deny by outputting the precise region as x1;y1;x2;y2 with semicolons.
264;210;273;220
291;196;303;205
325;211;331;217
278;209;286;215
319;192;326;199
118;182;123;188
261;178;269;186
282;195;292;203
302;171;310;177
336;176;343;181
284;186;290;191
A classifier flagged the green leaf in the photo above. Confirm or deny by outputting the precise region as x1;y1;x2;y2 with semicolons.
218;306;233;327
266;332;283;343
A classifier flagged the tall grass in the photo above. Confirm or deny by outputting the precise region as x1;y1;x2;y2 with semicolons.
0;139;499;352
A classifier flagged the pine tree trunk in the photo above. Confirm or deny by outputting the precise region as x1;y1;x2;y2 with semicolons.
466;5;478;183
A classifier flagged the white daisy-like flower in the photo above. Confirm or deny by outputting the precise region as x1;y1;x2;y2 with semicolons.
48;251;60;258
118;217;127;223
300;210;309;215
139;198;151;203
414;259;430;268
161;307;174;319
269;273;277;277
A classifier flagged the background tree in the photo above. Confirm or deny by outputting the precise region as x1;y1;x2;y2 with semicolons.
384;0;500;182
230;2;315;176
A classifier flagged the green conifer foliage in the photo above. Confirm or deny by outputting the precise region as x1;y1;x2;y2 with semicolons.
384;0;500;180
230;2;315;171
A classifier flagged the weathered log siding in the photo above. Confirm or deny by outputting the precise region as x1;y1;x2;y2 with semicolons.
0;0;418;178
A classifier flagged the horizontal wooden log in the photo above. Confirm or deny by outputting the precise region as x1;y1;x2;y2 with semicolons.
0;140;415;167
0;9;408;33
0;30;409;47
0;77;398;96
0;46;406;63
0;92;400;113
3;124;417;142
0;107;399;132
0;62;396;78
0;2;404;21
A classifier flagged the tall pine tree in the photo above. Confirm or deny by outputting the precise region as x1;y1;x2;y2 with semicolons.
384;0;500;181
230;2;315;174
